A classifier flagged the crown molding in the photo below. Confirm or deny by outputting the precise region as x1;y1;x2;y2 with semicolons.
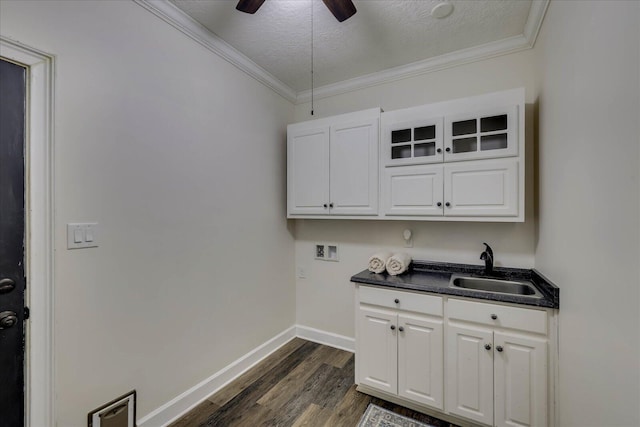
133;0;297;103
524;0;550;47
296;34;531;104
296;0;549;104
134;0;549;106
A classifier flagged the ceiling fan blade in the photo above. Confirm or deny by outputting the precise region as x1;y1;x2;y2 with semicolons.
322;0;357;22
236;0;266;14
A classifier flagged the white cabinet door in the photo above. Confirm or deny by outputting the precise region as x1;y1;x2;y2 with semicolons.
382;115;444;167
446;323;494;426
444;105;518;162
494;332;548;427
287;126;330;215
444;159;519;217
330;117;379;215
383;165;443;216
398;313;444;410
357;306;398;395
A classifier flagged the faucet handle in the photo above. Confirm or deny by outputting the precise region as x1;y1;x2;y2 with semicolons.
482;242;493;257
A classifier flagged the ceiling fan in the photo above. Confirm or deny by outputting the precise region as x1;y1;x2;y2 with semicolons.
236;0;357;22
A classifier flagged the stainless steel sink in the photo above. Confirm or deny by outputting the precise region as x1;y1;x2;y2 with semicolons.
449;274;543;298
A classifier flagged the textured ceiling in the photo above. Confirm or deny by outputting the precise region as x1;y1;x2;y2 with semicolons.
170;0;533;92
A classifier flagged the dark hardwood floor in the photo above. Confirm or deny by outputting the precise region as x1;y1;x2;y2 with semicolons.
169;338;459;427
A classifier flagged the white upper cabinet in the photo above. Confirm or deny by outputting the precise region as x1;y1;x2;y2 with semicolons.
380;88;525;222
287;108;380;218
286;88;525;221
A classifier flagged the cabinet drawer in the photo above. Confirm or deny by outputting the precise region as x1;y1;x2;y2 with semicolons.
359;285;443;316
447;298;547;335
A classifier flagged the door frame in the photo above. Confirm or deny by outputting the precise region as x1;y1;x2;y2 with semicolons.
0;36;55;427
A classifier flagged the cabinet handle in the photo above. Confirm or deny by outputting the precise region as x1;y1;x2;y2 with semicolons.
484;343;492;351
496;346;503;352
398;326;404;332
445;202;451;207
437;148;442;153
445;147;451;152
323;204;328;209
437;202;442;207
394;298;399;304
491;314;498;320
390;325;396;331
329;203;334;208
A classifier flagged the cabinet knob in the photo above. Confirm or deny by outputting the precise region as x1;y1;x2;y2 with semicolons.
491;314;498;320
484;343;492;351
323;204;328;209
437;148;442;153
394;298;399;304
398;326;404;332
445;147;451;152
437;202;442;207
329;203;334;208
390;325;396;331
496;346;503;352
445;202;451;207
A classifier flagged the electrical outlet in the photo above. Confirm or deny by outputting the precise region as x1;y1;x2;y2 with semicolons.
315;244;325;259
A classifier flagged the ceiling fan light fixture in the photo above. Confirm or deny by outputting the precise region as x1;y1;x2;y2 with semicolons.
236;0;266;14
431;1;454;19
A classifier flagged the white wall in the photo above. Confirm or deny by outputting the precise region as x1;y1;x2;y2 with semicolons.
0;1;295;426
533;1;640;426
293;50;538;339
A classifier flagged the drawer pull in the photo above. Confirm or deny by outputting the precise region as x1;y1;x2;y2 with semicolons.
491;314;498;320
394;298;400;304
484;343;492;351
496;346;503;352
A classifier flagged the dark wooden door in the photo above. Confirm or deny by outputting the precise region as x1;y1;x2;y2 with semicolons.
0;58;27;427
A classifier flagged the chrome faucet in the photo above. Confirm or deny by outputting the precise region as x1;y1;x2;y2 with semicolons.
480;243;494;275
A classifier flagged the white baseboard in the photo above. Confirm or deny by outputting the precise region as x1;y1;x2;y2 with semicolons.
137;326;297;427
137;325;354;426
295;325;355;353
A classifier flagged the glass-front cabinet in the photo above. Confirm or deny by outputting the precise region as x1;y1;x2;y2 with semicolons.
444;105;518;161
384;117;444;166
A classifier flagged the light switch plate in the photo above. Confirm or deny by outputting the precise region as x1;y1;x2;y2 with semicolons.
67;223;99;249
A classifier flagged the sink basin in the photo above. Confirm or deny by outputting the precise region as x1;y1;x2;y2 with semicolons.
449;274;543;298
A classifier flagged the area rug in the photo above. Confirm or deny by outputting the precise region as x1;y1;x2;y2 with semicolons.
357;403;435;427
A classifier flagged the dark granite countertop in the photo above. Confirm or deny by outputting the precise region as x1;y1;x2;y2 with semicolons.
351;260;559;309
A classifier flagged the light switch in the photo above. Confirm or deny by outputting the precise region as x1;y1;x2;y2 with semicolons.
67;223;99;249
85;227;94;242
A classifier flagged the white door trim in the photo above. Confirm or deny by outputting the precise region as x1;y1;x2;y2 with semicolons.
0;36;55;427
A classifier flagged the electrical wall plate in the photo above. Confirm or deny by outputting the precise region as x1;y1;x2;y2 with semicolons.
315;244;339;262
67;223;99;249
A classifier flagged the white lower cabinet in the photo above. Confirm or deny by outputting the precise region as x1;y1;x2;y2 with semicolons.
446;299;549;427
355;285;553;427
356;286;444;410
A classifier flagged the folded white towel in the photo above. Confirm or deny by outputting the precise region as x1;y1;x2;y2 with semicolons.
368;251;393;274
386;253;412;276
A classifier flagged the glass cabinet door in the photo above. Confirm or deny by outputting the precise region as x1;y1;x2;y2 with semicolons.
385;117;443;166
444;105;518;162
